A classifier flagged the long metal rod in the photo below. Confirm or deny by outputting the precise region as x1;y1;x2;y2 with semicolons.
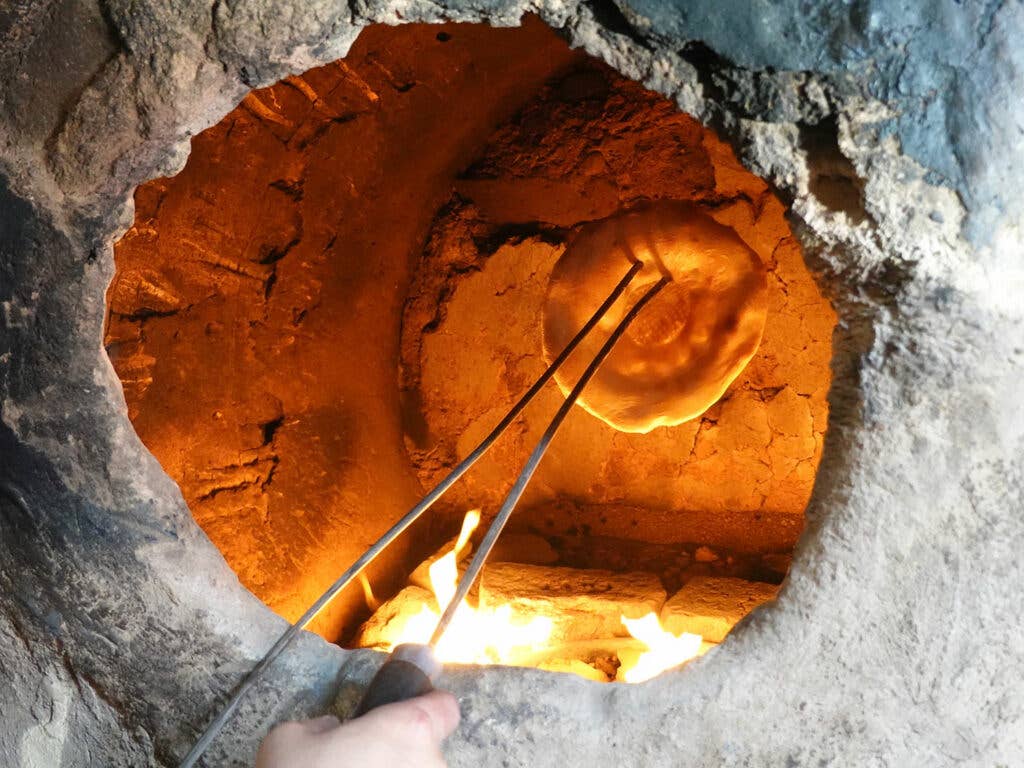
178;260;643;767
430;275;669;646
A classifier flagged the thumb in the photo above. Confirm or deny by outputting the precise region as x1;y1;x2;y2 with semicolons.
354;690;461;745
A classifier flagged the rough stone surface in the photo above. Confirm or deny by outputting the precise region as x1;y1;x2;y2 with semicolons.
1;2;1023;768
660;576;778;642
489;533;559;566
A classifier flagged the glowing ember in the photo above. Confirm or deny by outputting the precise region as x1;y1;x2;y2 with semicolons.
380;510;555;664
617;613;705;683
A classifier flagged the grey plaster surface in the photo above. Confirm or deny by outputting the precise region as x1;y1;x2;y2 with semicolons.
1;0;1022;766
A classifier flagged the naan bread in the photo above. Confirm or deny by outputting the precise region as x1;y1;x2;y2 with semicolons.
543;202;768;433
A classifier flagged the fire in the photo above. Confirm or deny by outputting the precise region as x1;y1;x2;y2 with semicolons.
368;509;707;681
617;613;704;683
382;510;555;664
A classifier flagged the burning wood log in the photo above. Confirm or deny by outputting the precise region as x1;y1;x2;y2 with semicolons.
520;637;660;682
355;517;768;682
614;634;717;682
660;576;778;642
408;532;557;591
538;659;610;682
408;538;469;591
479;562;666;642
354;585;437;650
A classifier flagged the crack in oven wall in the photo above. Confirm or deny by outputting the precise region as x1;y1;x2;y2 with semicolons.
103;17;836;677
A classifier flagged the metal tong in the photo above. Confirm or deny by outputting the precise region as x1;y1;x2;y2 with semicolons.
180;260;666;767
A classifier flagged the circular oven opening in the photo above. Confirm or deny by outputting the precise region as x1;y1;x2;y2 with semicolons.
104;16;835;684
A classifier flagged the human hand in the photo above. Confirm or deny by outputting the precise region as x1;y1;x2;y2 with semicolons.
255;690;460;768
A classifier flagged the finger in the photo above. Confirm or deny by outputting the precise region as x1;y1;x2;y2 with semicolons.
303;714;341;734
411;690;461;740
354;689;461;745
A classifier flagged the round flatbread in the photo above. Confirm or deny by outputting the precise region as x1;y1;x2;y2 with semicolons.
543;202;768;433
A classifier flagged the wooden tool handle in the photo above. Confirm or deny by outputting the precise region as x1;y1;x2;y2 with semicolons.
352;644;439;717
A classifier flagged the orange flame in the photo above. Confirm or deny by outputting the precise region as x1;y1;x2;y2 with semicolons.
382;510;554;664
618;613;704;682
371;510;707;681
